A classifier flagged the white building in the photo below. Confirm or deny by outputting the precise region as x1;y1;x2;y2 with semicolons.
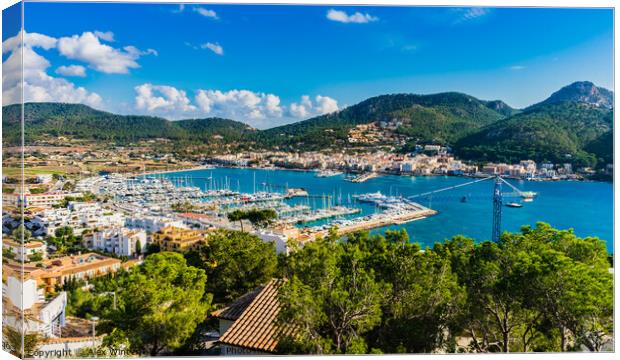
84;227;147;257
3;276;66;338
3;239;47;262
125;215;186;233
31;201;124;236
3;192;81;209
3;275;104;356
254;231;289;255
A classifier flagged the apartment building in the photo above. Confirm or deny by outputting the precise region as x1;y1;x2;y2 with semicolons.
3;192;81;209
83;227;147;257
152;226;208;252
125;214;187;233
4;253;123;294
32;201;124;236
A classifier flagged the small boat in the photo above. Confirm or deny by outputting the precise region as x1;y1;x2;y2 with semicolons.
505;202;523;208
520;191;538;199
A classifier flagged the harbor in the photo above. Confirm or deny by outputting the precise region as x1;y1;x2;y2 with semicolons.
76;166;613;251
148;167;612;251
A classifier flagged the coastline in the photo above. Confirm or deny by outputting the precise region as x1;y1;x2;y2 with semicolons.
135;163;608;183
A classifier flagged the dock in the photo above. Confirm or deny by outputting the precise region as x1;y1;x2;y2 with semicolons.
295;203;437;242
283;206;361;224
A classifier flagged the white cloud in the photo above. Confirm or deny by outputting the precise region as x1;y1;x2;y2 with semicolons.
509;65;526;71
2;33;102;107
289;95;339;118
93;31;114;42
195;89;283;126
57;32;155;74
124;45;158;57
289;95;312;118
56;64;86;77
3;31;57;53
172;4;185;13
326;9;378;24
130;84;339;128
194;7;218;19
201;42;223;55
134;83;196;118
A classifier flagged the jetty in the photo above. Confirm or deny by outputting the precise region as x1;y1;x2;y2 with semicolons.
346;172;379;183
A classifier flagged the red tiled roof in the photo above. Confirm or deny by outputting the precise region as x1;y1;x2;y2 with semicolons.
212;286;264;321
218;279;294;353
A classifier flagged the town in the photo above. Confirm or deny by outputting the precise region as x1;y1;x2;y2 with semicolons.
209;148;596;181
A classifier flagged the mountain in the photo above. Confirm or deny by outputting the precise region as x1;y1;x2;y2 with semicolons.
2;82;613;168
257;92;512;150
455;83;613;167
531;81;613;109
2;102;255;145
484;100;520;117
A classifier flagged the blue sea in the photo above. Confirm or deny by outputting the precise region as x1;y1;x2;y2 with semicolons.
157;168;614;252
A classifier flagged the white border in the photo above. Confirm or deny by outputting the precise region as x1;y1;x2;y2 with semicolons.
0;1;616;360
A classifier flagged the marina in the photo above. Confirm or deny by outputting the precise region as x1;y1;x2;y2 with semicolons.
150;167;613;251
78;167;613;251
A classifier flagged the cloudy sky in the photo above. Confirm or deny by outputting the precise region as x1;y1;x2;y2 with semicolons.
2;3;613;129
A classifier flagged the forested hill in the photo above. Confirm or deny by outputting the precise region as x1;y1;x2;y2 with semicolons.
1;102;255;145
454;82;613;167
1;81;613;168
255;92;515;150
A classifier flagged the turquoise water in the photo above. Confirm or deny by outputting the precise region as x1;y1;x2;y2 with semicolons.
157;168;614;252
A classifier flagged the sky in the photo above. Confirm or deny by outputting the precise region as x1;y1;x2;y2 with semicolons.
2;3;614;129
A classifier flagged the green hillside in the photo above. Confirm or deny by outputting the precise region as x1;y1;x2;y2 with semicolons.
2;103;254;145
454;102;613;167
2;81;613;168
257;92;511;150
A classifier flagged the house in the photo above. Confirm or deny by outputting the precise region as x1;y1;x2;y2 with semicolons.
2;275;104;354
2;275;66;338
215;279;294;355
211;287;264;336
3;238;47;262
254;231;289;255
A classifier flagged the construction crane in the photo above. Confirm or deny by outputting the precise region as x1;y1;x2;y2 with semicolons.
407;175;537;242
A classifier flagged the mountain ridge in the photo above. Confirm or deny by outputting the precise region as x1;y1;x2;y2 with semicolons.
1;102;255;145
2;81;613;167
529;81;613;109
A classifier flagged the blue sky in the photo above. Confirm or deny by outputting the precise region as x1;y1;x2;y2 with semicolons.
2;3;613;128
